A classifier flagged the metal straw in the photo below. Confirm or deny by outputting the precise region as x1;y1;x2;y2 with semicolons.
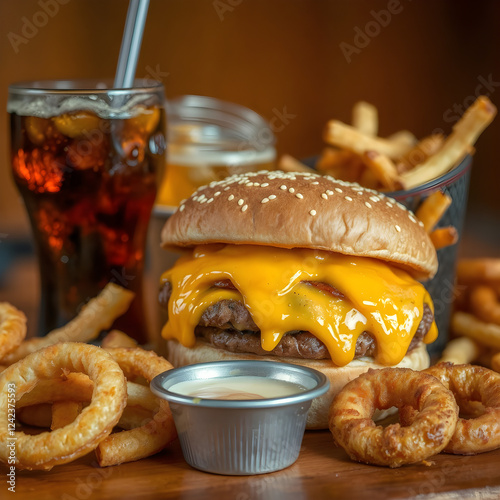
114;0;150;88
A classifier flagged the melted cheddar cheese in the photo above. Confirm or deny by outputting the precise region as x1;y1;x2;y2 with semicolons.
161;244;437;366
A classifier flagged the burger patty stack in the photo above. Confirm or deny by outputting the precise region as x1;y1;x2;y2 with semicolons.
159;170;438;428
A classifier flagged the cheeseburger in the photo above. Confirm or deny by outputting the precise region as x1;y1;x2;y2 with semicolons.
159;171;438;428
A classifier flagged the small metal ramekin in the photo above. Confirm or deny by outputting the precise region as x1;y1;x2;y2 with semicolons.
150;360;329;475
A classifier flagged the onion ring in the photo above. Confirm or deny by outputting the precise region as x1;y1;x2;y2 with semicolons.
492;352;500;373
1;283;134;365
96;347;177;467
0;342;127;470
329;367;458;468
0;302;27;361
402;363;500;455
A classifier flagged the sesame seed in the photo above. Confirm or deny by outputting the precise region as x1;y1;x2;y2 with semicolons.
207;198;214;204
261;183;269;187
192;196;198;201
261;198;270;204
269;195;276;200
357;191;363;195
418;221;424;228
312;181;319;185
228;195;235;201
224;186;230;191
395;225;401;232
386;202;393;208
321;193;328;200
296;193;304;199
408;214;417;223
326;190;334;196
200;198;207;204
246;182;254;187
345;196;353;202
254;182;260;186
241;204;248;212
369;196;380;202
280;185;287;190
179;204;185;212
214;191;221;197
335;188;343;193
289;188;295;193
238;199;244;206
309;210;317;216
365;202;372;209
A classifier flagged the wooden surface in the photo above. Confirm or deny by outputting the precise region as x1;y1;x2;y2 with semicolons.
3;431;500;500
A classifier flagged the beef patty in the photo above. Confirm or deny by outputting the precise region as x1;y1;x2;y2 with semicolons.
159;280;433;360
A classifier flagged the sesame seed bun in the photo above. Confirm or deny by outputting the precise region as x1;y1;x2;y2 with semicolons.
161;171;437;280
165;340;430;429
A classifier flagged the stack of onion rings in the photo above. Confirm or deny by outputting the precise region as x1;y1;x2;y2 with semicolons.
329;367;459;468
0;342;127;470
401;363;500;455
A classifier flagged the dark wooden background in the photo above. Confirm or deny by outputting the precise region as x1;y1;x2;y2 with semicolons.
1;0;500;233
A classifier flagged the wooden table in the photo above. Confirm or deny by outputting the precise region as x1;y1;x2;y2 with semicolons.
5;432;500;500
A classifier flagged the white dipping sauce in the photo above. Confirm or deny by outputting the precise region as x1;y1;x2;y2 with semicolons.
169;376;305;400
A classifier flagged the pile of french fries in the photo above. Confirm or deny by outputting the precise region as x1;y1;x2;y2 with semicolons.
439;258;500;370
279;96;496;192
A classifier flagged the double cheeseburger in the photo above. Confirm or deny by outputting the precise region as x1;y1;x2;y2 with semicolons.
159;171;438;428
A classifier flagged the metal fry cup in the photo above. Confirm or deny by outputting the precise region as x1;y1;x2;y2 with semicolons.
150;360;329;475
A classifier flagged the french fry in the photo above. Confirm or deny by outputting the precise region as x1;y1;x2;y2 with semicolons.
278;154;316;174
361;151;402;191
457;258;500;285
437;336;481;365
429;226;458;250
358;166;380;189
102;329;138;349
316;148;365;182
1;283;135;365
451;311;500;350
400;96;497;189
387;130;418;149
324;120;414;158
352;101;378;136
415;190;452;233
51;401;83;431
469;285;500;325
396;134;445;173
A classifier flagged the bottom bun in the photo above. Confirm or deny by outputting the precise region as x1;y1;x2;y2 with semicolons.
165;340;430;429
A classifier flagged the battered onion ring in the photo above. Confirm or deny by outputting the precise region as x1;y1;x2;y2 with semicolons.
96;347;177;467
0;302;27;360
492;352;500;373
0;342;127;470
329;367;458;468
402;363;500;455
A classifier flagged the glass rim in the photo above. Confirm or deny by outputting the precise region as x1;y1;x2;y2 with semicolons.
388;154;472;200
8;78;164;96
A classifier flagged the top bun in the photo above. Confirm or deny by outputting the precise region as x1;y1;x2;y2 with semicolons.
161;171;438;280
